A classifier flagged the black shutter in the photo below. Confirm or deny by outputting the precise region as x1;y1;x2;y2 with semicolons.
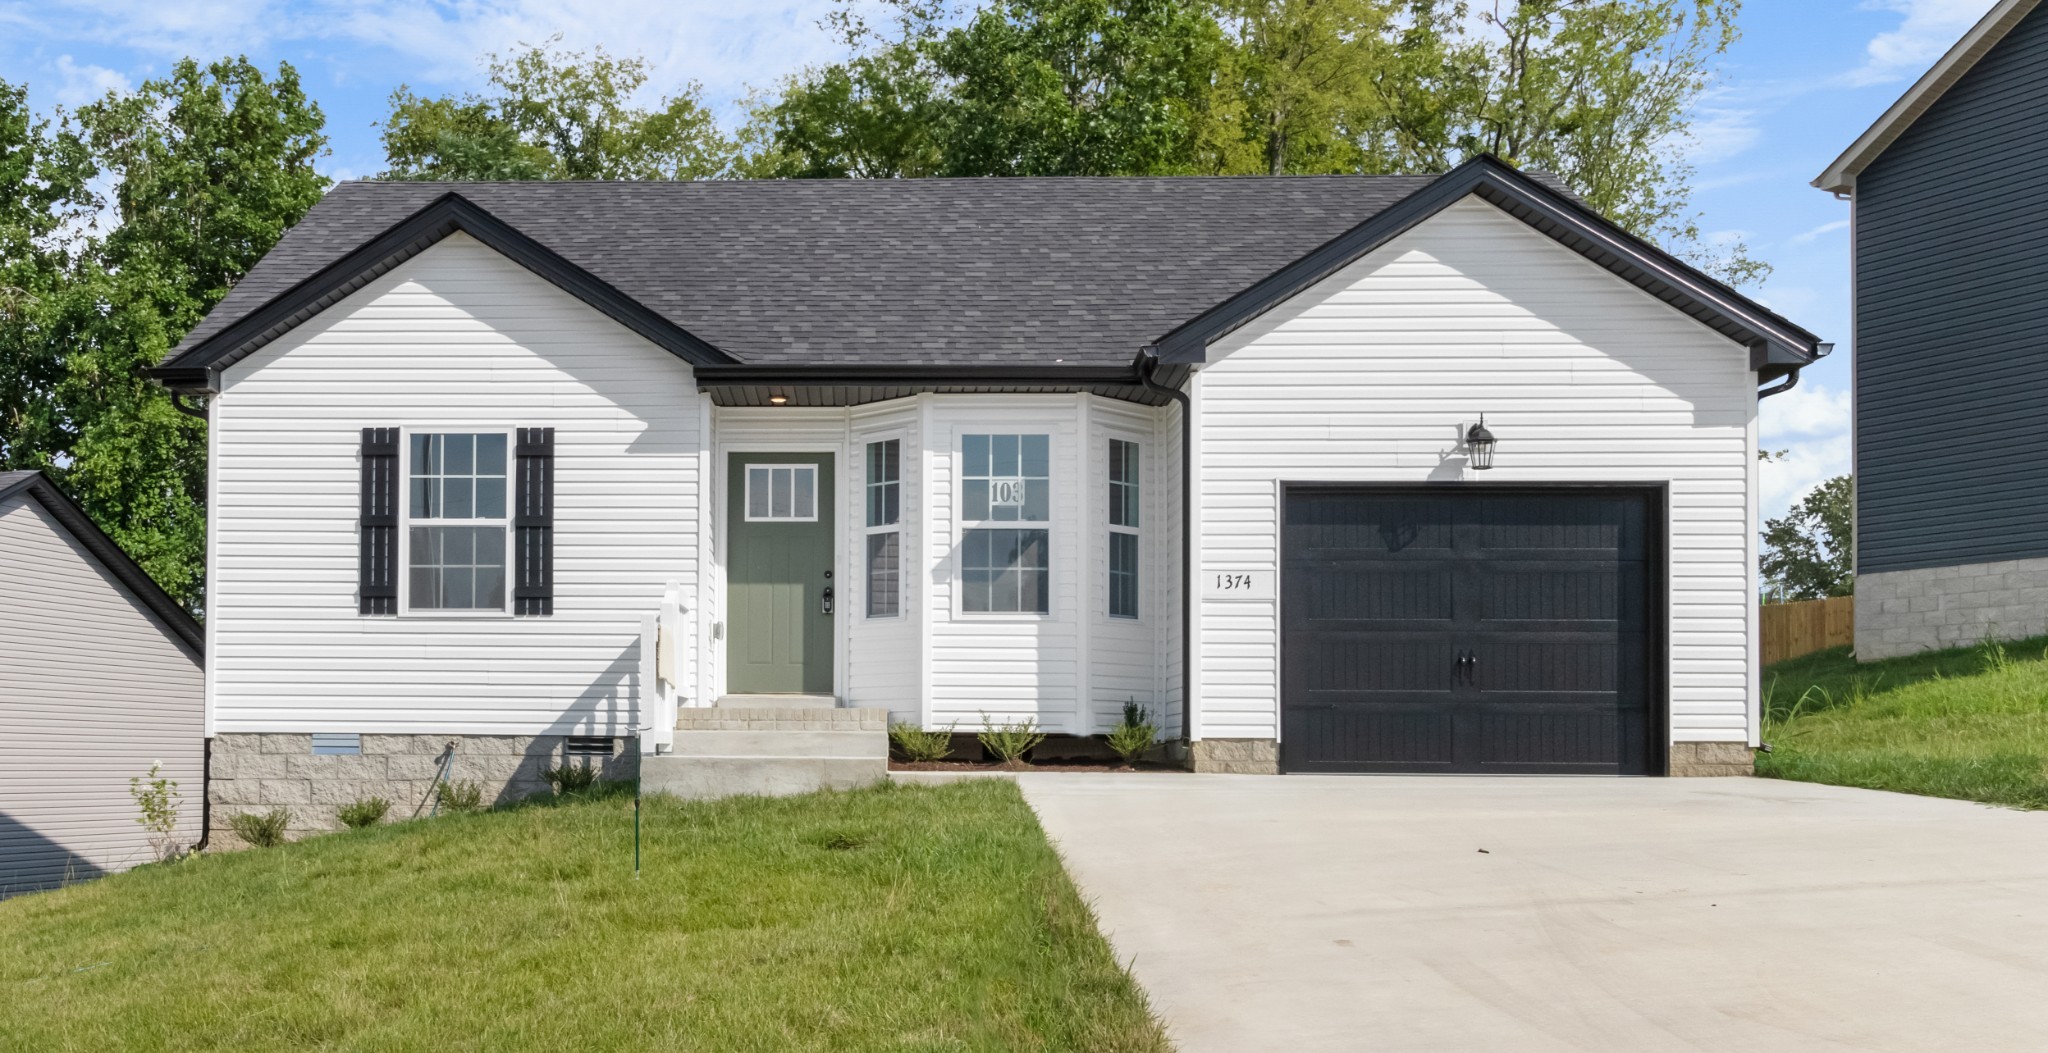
359;427;399;615
514;427;555;616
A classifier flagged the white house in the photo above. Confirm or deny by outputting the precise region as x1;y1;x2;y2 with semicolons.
151;157;1822;832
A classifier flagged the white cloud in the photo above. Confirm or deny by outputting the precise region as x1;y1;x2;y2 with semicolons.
49;54;131;106
1759;380;1853;519
21;1;864;111
1684;105;1761;166
1788;219;1850;246
1762;380;1852;439
1842;0;2001;87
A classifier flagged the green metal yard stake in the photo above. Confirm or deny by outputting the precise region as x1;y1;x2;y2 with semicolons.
634;777;642;879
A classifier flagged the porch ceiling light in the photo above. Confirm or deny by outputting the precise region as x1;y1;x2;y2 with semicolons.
768;395;788;405
1465;415;1497;471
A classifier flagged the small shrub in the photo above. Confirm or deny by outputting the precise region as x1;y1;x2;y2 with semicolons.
889;722;954;763
228;808;292;848
1105;701;1158;766
128;762;185;862
1980;638;2015;675
544;761;599;795
977;714;1046;766
337;797;391;829
436;780;484;813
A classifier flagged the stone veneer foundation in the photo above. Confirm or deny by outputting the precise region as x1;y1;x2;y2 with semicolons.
1669;742;1754;777
208;733;638;846
1190;738;1281;774
1855;557;2048;660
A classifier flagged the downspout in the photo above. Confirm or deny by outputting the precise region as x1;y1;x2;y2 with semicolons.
1137;349;1194;748
169;392;210;421
1757;368;1800;400
191;736;211;853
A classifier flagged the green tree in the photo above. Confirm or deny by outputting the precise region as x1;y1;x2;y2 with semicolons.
754;0;1762;283
43;58;328;612
1377;0;1764;284
751;0;1225;178
0;80;93;474
381;37;734;180
1761;474;1853;601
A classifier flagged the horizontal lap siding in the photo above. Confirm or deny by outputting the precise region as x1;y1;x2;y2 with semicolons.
1;496;203;889
848;403;921;721
212;233;700;735
928;399;1082;732
1089;402;1163;733
1197;198;1754;743
1854;4;2048;572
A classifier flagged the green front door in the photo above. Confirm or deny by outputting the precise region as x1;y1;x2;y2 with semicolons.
727;453;835;694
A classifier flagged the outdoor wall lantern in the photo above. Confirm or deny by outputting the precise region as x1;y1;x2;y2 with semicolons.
1464;415;1497;470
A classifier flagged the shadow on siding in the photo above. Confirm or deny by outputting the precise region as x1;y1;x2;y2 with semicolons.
0;811;109;899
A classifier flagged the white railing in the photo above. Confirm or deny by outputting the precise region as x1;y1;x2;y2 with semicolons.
639;579;686;755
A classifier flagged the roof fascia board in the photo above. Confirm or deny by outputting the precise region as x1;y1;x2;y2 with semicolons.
1814;0;2043;193
694;363;1148;386
153;192;735;392
1155;155;1819;365
0;473;205;660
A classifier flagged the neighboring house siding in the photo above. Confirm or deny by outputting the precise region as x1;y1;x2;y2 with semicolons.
0;494;203;892
1855;2;2048;573
1195;198;1756;743
210;232;701;734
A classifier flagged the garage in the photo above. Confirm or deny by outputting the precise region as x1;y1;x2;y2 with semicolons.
1280;486;1663;775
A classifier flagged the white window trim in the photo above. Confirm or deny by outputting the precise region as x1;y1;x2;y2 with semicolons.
742;463;821;523
397;426;516;619
1107;435;1143;622
862;435;905;620
956;431;1054;620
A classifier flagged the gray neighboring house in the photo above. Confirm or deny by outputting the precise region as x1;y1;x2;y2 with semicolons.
1816;0;2048;659
0;470;205;894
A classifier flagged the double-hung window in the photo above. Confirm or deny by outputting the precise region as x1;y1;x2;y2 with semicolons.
865;439;902;618
1108;439;1140;619
960;433;1050;615
407;432;510;612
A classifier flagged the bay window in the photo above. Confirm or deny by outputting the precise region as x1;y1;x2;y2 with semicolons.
1108;439;1140;619
865;439;902;617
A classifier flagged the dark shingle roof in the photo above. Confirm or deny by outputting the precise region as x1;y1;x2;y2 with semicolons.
168;176;1441;368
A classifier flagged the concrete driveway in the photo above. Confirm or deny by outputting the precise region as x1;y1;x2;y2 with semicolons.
1018;774;2048;1053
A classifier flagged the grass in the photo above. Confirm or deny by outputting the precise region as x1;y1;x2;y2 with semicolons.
1758;636;2048;809
0;780;1169;1053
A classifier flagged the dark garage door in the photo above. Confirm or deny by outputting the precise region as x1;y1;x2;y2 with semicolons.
1281;488;1659;775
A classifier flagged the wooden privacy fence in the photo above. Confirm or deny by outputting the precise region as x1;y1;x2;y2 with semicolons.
1760;596;1854;666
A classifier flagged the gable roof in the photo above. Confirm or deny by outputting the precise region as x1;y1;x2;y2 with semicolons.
1815;0;2045;193
0;471;204;661
154;158;1820;395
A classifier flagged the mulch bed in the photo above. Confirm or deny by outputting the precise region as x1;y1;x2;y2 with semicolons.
888;758;1184;773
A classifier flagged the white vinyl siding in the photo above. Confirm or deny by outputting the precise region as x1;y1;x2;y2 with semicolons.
0;494;203;890
209;232;702;735
1195;197;1757;744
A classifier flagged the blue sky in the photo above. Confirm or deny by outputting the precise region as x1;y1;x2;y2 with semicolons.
0;0;2000;519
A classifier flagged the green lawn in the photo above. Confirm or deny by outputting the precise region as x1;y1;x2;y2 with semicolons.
1758;636;2048;809
0;780;1169;1053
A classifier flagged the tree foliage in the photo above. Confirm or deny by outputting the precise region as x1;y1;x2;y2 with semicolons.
1762;474;1854;601
381;38;733;180
0;59;327;612
750;0;1763;283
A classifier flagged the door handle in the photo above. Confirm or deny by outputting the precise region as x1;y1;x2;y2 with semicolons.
821;585;835;616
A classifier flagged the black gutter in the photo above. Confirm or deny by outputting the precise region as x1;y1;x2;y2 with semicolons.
192;737;212;854
1757;368;1800;399
693;363;1153;387
1136;348;1194;747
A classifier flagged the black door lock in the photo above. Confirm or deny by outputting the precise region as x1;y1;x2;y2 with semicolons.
821;585;835;615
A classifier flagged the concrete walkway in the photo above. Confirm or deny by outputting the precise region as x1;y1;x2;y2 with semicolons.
1018;774;2048;1053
